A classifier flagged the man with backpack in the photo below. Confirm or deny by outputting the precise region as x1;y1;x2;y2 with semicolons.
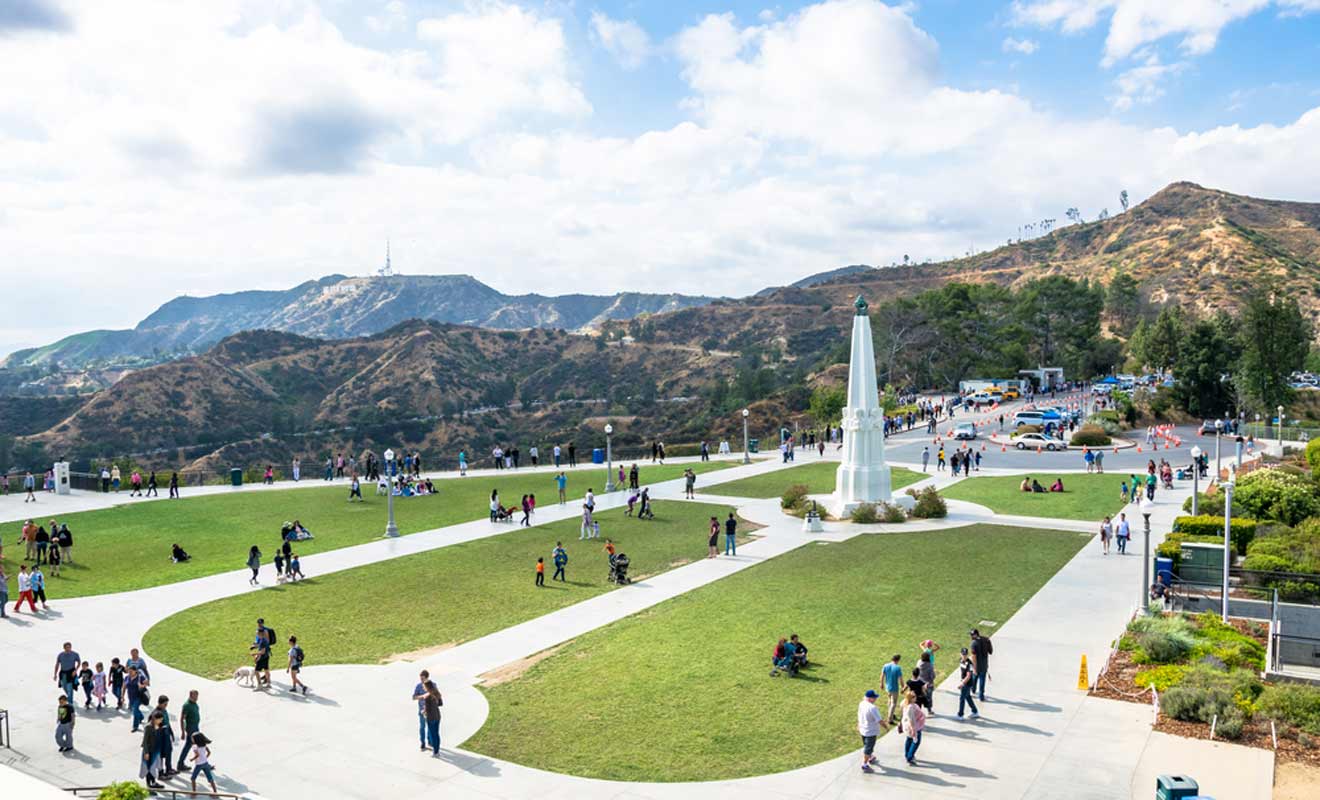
287;636;309;695
970;629;993;702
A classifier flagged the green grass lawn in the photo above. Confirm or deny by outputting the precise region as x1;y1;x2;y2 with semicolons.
702;460;924;499
464;524;1088;781
1;461;731;598
940;473;1131;521
143;500;757;678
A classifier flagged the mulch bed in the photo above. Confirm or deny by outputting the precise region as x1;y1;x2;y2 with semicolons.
1090;622;1320;766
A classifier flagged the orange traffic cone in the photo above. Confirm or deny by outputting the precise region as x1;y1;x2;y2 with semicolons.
1136;446;1142;453
1001;444;1006;452
1036;446;1042;454
1113;446;1119;455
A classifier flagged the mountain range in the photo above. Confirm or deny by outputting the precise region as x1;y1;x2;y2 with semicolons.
10;181;1320;471
2;275;717;370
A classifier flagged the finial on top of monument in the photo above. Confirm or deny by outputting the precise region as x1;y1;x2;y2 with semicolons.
854;294;868;315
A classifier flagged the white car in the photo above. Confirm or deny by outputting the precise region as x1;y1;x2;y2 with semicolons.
953;423;977;440
1014;432;1067;451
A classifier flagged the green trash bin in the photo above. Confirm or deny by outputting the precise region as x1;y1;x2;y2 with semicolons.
230;468;243;487
1156;774;1199;799
749;438;759;453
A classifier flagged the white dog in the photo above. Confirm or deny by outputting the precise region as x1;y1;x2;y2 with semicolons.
233;666;256;687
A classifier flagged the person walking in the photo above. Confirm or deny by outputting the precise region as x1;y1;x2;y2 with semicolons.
287;636;309;695
169;471;179;499
918;651;935;713
246;545;262;585
176;690;201;773
857;689;883;773
552;542;568;582
970;629;993;702
881;654;904;724
412;670;432;751
188;733;218;794
1116;512;1131;555
140;712;164;789
1083;448;1095;473
31;563;49;609
24;470;37;502
110;658;125;710
153;695;177;776
0;564;8;618
55;695;75;752
555;472;567;504
54;642;81;704
521;494;532;527
422;680;443;755
956;648;980;719
126;666;149;732
902;690;926;766
535;557;545;587
1099;515;1112;555
292;457;301;482
936;447;946;472
348;476;363;502
13;565;36;613
724;512;738;556
707;516;720;559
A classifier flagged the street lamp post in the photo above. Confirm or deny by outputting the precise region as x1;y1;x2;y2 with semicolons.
1189;445;1202;515
383;448;399;538
1141;496;1154;614
1222;481;1236;622
1214;419;1223;479
1278;405;1285;451
604;424;615;492
742;408;751;465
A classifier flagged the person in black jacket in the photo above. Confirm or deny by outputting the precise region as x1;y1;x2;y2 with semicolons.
970;629;993;702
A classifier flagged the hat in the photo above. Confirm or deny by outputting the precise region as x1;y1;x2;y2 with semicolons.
960;647;970;655
864;690;879;699
921;639;935;649
970;628;980;636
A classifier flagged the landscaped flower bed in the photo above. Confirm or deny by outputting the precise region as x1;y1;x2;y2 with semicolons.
1092;611;1320;766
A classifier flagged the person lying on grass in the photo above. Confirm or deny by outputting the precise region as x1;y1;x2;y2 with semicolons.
1049;478;1064;492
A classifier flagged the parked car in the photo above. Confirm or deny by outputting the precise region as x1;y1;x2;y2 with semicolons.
1000;388;1021;400
1014;432;1067;451
953;423;977;440
1014;410;1062;427
1198;419;1224;435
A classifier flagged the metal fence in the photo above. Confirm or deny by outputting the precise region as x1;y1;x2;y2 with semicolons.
1234;568;1320;605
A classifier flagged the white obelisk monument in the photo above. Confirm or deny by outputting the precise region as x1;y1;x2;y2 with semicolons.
832;295;894;517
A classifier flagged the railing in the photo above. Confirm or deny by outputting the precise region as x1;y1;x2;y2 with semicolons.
1270;631;1320;674
64;790;240;800
1243;422;1320;443
1233;568;1320;605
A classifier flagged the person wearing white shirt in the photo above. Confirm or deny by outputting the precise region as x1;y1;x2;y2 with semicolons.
857;690;884;773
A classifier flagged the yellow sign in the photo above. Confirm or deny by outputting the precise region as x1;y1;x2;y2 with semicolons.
1077;654;1089;690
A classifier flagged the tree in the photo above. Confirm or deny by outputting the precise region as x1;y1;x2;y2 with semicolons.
1104;272;1141;334
1120;190;1130;212
1097;208;1110;221
808;385;846;426
1065;207;1082;224
1173;314;1238;417
1237;289;1312;412
1134;305;1184;371
1014;276;1103;376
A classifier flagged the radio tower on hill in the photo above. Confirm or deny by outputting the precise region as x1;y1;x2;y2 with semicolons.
378;240;393;278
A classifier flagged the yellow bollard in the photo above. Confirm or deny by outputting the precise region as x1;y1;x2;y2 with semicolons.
1077;654;1089;690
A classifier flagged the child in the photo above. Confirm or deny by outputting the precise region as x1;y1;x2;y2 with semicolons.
625;491;638;516
110;658;125;709
287;553;303;581
1120;481;1129;503
78;661;94;708
189;732;218;793
47;539;62;577
92;663;107;710
535;557;545;587
273;552;285;583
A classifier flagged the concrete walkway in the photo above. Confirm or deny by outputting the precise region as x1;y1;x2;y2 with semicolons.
0;458;1273;800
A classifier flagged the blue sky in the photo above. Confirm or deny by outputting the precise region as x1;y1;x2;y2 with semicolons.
1;0;1319;354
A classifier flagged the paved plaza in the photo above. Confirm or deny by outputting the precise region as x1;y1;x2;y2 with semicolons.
0;436;1275;799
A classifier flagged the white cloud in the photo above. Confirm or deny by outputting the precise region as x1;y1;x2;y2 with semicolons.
1111;55;1185;110
589;11;652;69
3;0;1320;347
1002;36;1040;54
1011;0;1307;64
365;0;406;34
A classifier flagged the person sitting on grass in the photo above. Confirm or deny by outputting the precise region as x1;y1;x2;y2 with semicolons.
1049;478;1064;492
1031;479;1046;493
1019;477;1032;492
789;634;809;668
171;544;191;563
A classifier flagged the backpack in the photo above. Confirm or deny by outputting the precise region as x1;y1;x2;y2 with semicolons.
293;645;305;666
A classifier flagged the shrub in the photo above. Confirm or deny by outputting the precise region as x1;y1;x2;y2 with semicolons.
1171;515;1257;555
1233;468;1320;525
1070;425;1112;447
781;484;809;510
98;784;150;800
1307;437;1320;473
1182;492;1232;516
1216;708;1246;740
1241;553;1292;572
1085;414;1122;436
850;503;879;524
880;502;907;523
1134;664;1188;692
1134;630;1195;664
1013;424;1043;436
1161;685;1229;723
1257;683;1320;735
907;486;948;518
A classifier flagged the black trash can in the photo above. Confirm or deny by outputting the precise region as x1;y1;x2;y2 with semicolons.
230;468;243;487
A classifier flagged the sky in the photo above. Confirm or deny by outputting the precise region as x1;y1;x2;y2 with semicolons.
2;0;1320;356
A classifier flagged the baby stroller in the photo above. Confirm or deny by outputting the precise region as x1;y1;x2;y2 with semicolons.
608;553;631;584
494;505;517;523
